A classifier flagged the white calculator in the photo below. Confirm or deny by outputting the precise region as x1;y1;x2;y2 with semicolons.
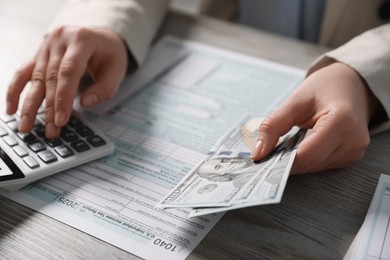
0;110;115;191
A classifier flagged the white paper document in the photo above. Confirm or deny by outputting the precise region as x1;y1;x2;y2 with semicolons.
1;36;304;259
345;174;390;260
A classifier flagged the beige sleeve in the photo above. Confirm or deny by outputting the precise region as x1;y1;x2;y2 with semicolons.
48;0;170;66
308;24;390;134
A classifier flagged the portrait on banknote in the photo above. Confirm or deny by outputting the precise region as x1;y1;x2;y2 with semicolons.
196;156;257;187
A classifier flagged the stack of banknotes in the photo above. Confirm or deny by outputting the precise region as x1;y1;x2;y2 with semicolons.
157;116;306;217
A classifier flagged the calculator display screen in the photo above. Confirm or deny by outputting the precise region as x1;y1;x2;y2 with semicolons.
0;148;25;181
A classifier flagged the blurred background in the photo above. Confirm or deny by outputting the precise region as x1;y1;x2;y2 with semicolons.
171;0;388;48
171;0;325;44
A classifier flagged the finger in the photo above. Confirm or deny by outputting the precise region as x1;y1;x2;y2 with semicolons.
291;111;342;174
79;59;125;107
252;94;314;161
6;60;35;115
19;48;49;133
293;144;364;174
293;121;369;174
54;44;91;127
44;45;65;138
324;147;365;170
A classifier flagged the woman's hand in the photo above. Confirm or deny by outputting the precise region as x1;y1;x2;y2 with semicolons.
6;26;128;138
252;62;382;174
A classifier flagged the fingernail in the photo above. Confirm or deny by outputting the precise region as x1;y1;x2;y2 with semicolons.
252;140;263;158
55;110;66;126
46;122;56;138
19;115;30;131
82;94;98;107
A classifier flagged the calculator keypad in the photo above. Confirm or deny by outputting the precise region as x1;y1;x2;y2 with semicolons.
0;110;108;169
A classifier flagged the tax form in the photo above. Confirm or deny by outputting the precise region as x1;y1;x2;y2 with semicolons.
1;36;304;260
345;174;390;260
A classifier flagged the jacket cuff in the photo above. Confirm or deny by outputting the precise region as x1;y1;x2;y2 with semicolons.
48;0;169;66
307;24;390;134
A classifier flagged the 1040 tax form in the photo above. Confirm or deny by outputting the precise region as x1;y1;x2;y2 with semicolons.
1;36;304;260
345;173;390;260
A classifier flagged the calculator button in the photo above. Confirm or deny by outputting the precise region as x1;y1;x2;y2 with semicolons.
0;114;16;123
33;124;45;137
68;116;83;128
71;140;90;152
4;136;18;147
16;132;37;142
28;140;46;152
23;156;40;168
45;138;63;147
7;121;19;132
38;150;58;163
13;145;29;157
0;126;8;137
87;135;106;147
60;128;79;142
54;144;74;158
75;125;94;137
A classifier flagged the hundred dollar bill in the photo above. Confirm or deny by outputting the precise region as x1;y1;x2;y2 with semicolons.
157;116;303;209
157;115;267;208
189;128;306;217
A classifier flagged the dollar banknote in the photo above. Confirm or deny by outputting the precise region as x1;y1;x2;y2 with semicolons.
157;115;306;212
189;135;303;217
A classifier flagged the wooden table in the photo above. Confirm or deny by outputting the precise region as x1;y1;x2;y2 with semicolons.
1;1;389;259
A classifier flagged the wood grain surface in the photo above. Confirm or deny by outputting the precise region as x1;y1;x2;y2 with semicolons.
1;1;388;259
